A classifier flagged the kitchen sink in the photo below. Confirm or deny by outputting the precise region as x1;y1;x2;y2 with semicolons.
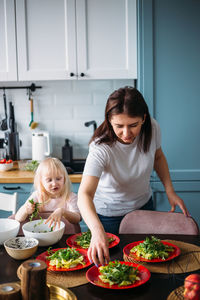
62;159;86;174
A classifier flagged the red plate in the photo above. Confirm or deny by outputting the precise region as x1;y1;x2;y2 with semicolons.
36;247;92;271
86;261;151;289
66;232;120;250
123;240;181;263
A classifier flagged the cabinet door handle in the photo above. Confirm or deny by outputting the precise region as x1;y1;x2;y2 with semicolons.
70;72;75;77
80;73;85;77
3;186;21;190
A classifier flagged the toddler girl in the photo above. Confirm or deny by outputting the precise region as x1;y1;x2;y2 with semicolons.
15;157;81;229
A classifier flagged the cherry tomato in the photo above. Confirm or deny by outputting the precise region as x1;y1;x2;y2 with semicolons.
6;159;13;164
0;159;6;164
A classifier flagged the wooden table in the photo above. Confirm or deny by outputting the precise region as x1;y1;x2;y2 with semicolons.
0;234;199;300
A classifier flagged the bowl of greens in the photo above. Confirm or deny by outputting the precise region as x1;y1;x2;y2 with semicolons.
22;219;65;246
18;160;39;172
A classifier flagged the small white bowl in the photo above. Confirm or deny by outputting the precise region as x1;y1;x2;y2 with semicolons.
4;237;39;260
0;162;13;172
0;219;20;245
22;219;65;246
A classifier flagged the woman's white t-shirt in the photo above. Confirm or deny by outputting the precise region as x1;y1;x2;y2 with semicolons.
83;118;161;217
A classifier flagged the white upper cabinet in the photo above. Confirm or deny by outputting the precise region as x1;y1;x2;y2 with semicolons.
1;0;137;81
0;0;17;81
76;0;137;79
16;0;77;81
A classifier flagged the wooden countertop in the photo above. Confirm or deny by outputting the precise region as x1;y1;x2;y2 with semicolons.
0;163;82;184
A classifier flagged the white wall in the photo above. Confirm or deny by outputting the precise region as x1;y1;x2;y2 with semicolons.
0;79;134;160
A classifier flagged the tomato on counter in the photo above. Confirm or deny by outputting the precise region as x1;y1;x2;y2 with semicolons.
0;159;13;164
6;159;13;164
0;159;6;164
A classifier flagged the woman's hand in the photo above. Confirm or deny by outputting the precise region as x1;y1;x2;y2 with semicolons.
45;208;63;229
154;148;190;217
88;228;110;266
167;191;190;216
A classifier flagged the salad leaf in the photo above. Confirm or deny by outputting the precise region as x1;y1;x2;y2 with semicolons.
130;236;174;260
75;230;115;249
99;260;140;286
75;230;92;249
46;248;85;269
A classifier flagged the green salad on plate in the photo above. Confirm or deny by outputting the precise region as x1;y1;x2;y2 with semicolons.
46;248;85;269
99;260;140;287
130;236;174;260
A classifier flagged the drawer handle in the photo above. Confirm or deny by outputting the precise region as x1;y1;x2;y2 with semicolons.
3;186;21;190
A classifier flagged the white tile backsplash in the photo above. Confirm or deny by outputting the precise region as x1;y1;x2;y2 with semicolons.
0;79;134;160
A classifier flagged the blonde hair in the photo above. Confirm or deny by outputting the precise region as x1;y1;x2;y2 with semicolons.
34;157;71;204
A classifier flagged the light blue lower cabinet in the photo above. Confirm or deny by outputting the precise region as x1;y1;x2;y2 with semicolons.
152;181;200;228
71;183;88;232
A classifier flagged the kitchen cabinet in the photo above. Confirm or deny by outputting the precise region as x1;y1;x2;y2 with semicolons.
0;0;17;81
152;181;200;229
138;0;200;229
0;0;137;82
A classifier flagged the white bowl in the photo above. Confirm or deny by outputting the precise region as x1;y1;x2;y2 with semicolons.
0;219;20;245
4;237;39;260
0;162;13;172
22;219;65;246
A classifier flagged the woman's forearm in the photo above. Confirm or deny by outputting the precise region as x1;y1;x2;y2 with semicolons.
78;192;104;232
78;175;105;235
154;148;174;195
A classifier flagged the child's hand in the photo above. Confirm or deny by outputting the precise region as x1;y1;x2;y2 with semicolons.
26;201;35;215
45;208;63;230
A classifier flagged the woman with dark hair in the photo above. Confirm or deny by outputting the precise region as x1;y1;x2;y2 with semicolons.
78;86;189;266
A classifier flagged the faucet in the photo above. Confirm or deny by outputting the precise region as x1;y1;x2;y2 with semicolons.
84;120;97;133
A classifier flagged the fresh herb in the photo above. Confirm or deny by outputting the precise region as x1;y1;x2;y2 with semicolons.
130;236;174;260
34;216;43;227
99;260;140;286
47;247;53;255
75;230;92;249
25;160;39;172
75;230;115;249
29;199;41;221
29;199;54;232
108;237;115;243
